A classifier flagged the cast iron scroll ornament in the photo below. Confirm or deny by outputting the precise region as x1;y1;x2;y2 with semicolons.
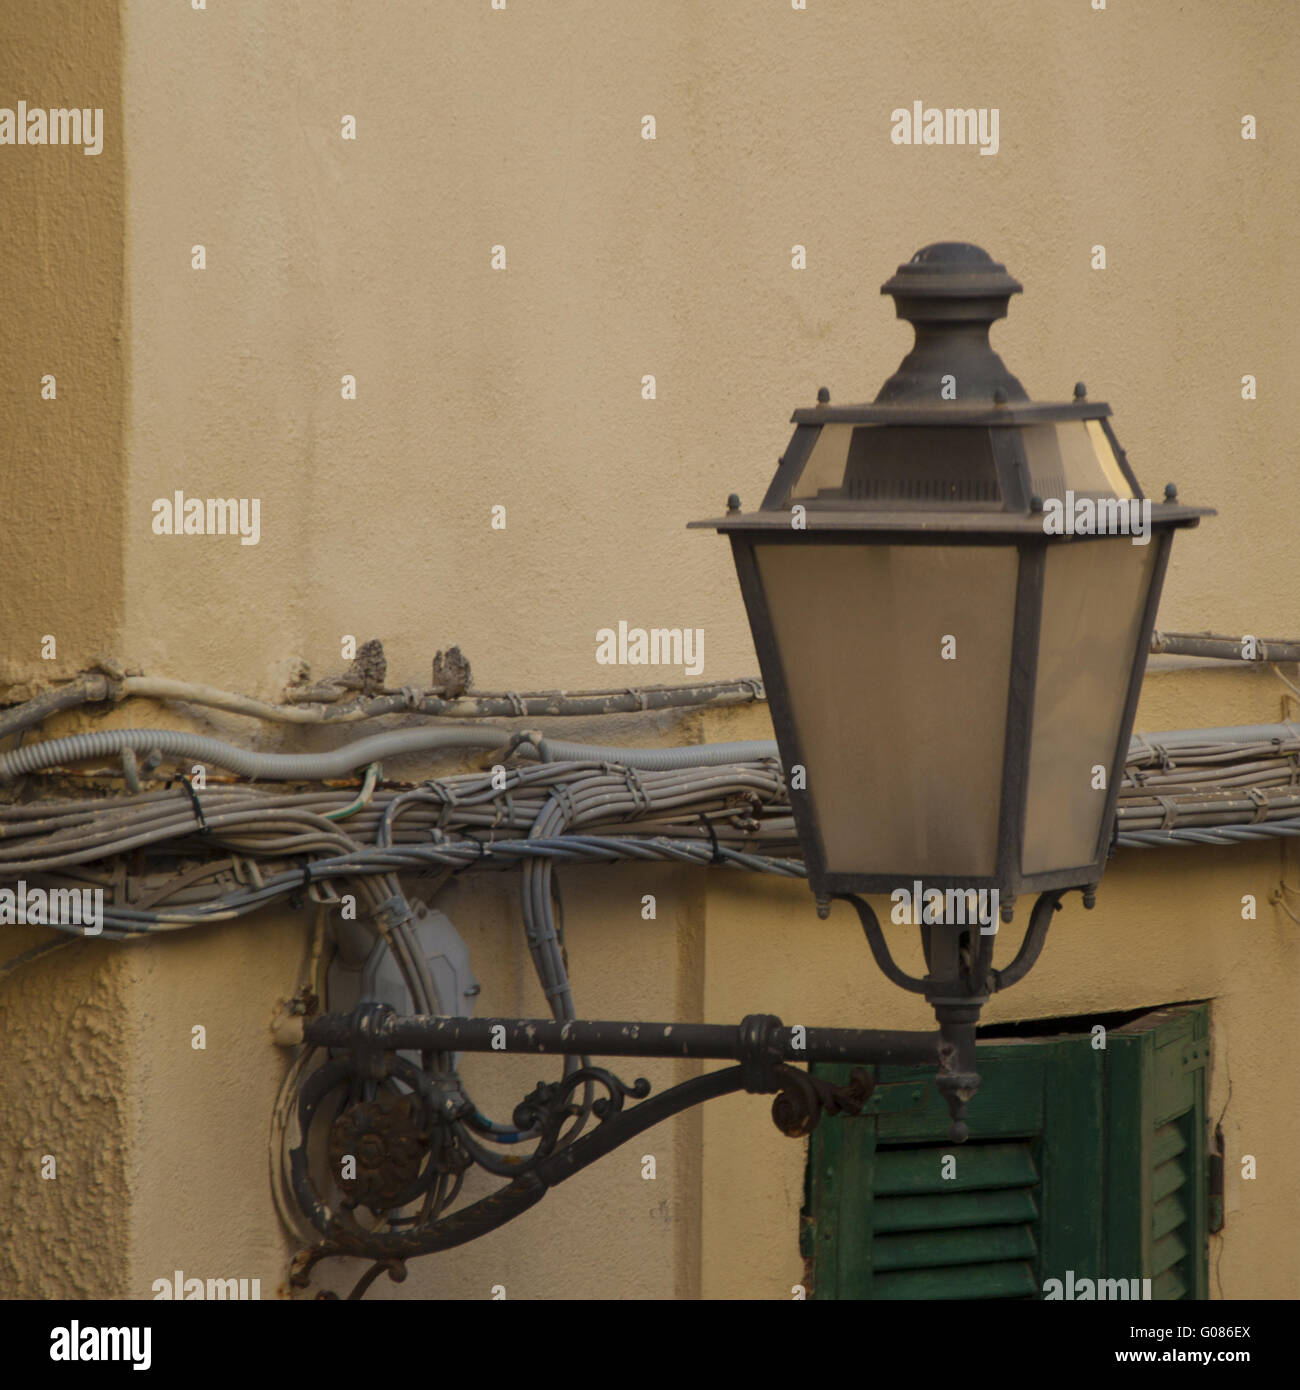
328;1089;431;1212
770;1064;875;1138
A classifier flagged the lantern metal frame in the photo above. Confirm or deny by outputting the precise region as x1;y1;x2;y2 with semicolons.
691;242;1211;917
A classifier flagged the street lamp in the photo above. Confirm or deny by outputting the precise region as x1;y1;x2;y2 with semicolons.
691;241;1211;1136
286;243;1211;1291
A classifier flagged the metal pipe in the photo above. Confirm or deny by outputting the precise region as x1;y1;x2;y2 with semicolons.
1149;631;1300;663
301;1011;940;1066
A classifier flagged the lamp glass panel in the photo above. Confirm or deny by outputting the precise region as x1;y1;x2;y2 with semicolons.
1084;420;1133;496
789;425;854;501
753;542;1019;877
1021;535;1160;875
1023;423;1134;501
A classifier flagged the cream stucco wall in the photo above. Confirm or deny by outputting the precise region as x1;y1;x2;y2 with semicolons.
2;0;1298;1300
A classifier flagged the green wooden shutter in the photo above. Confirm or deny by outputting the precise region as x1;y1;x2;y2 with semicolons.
804;1004;1208;1300
1104;1006;1210;1300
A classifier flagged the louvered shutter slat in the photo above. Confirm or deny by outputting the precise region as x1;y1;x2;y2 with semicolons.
872;1261;1038;1301
873;1224;1037;1270
873;1188;1038;1233
874;1142;1037;1194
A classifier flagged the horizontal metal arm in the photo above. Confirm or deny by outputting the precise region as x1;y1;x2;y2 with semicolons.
302;1009;941;1067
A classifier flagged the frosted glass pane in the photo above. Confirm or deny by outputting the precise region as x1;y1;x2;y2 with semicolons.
790;426;854;500
1023;422;1134;501
754;544;1018;876
1021;537;1158;874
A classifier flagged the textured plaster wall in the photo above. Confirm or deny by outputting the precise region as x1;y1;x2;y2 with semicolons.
1;0;1297;1300
0;0;126;676
0;0;128;1298
0;935;133;1298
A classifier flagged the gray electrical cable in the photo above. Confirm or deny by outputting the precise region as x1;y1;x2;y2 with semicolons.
0;674;116;741
1130;723;1300;751
524;737;780;767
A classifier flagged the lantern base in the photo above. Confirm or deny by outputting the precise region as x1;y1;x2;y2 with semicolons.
836;888;1072;1140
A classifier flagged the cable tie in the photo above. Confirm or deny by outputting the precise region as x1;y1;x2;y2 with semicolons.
451;832;490;874
1247;788;1270;824
624;686;648;713
548;781;577;828
698;814;725;865
400;685;421;711
620;765;651;819
423;778;459;829
173;776;209;835
374;893;414;933
506;691;526;717
1157;796;1179;830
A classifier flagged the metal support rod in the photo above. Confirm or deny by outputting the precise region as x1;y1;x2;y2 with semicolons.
1149;630;1300;663
301;1010;941;1066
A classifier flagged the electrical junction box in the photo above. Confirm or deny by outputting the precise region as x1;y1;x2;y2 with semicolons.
326;899;480;1069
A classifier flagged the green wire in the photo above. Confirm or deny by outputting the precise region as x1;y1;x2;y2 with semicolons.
324;762;382;821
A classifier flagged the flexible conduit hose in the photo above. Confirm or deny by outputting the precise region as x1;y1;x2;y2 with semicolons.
0;727;512;782
9;719;1287;784
0;728;783;781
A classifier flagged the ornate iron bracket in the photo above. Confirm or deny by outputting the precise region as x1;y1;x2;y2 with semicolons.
285;890;1078;1293
287;1009;933;1291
